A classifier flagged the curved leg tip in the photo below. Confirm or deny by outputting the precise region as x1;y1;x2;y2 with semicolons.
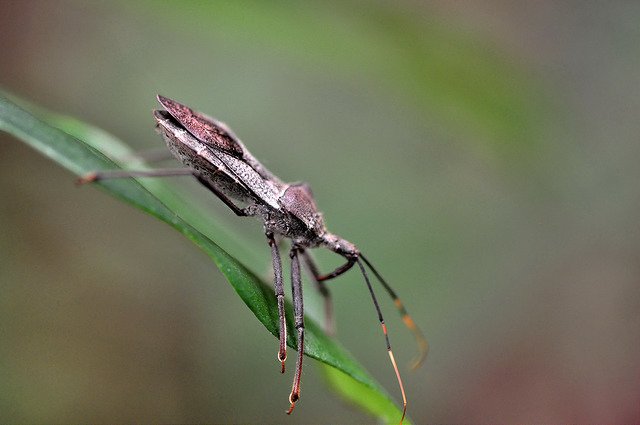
286;393;299;415
278;352;287;374
285;403;295;415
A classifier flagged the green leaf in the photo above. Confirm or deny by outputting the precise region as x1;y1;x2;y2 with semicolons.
322;363;409;425
0;91;410;424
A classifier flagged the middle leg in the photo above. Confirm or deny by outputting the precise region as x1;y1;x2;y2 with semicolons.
287;246;305;414
266;232;287;374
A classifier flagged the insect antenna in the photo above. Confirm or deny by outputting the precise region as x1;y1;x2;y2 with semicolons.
360;254;429;370
356;258;407;425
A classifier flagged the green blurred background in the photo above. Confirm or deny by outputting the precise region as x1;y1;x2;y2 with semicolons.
1;1;639;423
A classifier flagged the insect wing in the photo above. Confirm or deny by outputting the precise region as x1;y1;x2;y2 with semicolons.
154;110;229;175
212;150;282;209
155;99;281;210
157;95;244;158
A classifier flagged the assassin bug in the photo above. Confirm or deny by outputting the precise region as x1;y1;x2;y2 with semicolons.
78;95;428;423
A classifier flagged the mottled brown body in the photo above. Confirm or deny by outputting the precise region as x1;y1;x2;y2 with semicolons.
154;96;349;251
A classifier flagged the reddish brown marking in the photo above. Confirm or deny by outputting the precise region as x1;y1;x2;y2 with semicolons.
287;372;302;415
157;95;244;157
76;172;98;185
402;314;416;330
286;399;296;415
278;331;287;372
359;254;429;372
286;330;304;415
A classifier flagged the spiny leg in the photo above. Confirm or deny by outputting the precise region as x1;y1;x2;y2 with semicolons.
357;258;407;425
300;249;335;335
267;232;287;373
287;246;305;414
360;254;429;369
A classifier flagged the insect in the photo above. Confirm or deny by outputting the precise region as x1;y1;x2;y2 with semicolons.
79;95;428;423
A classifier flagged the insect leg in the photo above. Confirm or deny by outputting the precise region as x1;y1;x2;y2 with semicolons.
267;232;287;373
194;174;249;217
77;168;251;217
316;256;356;281
287;246;305;415
300;250;335;335
360;254;429;369
76;168;194;184
356;258;407;424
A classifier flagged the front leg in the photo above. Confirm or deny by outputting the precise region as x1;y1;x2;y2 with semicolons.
266;232;287;373
300;250;335;335
316;256;357;281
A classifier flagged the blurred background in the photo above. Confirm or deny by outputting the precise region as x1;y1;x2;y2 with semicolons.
1;1;639;423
